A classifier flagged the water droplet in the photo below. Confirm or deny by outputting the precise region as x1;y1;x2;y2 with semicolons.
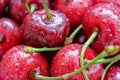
106;28;111;32
109;34;113;37
54;70;58;74
40;31;45;36
61;63;65;66
27;58;34;64
102;19;107;23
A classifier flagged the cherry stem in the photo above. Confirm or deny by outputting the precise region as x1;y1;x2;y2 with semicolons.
64;24;82;45
31;45;120;80
101;59;119;80
22;0;35;13
80;29;98;80
30;4;36;13
87;54;120;64
24;46;61;53
43;0;51;19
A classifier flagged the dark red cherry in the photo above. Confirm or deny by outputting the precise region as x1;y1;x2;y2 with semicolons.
82;3;120;53
54;0;93;28
21;9;70;48
105;65;120;80
0;18;22;60
8;0;52;24
50;44;103;80
0;45;49;80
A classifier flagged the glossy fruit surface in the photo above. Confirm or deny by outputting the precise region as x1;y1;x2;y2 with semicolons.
82;3;120;53
105;65;120;80
54;0;93;28
93;0;120;7
8;0;51;24
21;9;70;48
0;45;49;80
50;44;103;80
0;18;22;60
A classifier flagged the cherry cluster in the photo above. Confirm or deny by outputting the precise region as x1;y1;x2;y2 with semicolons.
0;0;120;80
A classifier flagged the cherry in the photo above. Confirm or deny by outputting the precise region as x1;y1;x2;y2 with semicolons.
29;45;120;79
0;0;8;16
50;44;103;80
104;65;120;80
93;0;120;7
8;0;51;24
0;45;49;80
21;0;70;48
82;3;120;53
0;18;22;60
54;0;93;28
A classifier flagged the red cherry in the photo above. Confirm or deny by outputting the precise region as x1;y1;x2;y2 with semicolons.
50;44;103;80
0;0;8;15
0;18;22;60
8;0;51;24
54;0;93;28
0;45;49;80
93;0;120;7
21;9;70;48
82;3;120;53
104;65;120;80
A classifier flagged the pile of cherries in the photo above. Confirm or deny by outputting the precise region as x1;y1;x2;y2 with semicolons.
1;0;120;80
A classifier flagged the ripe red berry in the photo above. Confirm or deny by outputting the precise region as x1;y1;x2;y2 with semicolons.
82;3;120;53
93;0;120;7
21;9;70;48
0;45;49;80
8;0;51;24
104;65;120;80
54;0;93;28
0;18;22;60
50;44;103;80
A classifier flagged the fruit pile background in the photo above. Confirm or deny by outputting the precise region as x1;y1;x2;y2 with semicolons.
0;0;120;80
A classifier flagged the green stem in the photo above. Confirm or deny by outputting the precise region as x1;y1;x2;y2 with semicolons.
64;24;82;45
24;46;61;53
22;0;31;13
43;0;51;19
87;54;120;64
101;59;119;80
90;45;120;63
22;0;35;13
30;4;37;13
80;30;98;80
32;45;120;80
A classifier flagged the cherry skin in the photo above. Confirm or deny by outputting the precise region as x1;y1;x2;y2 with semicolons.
54;0;93;28
82;3;120;53
8;0;51;24
93;0;120;7
21;9;70;48
0;18;22;60
104;65;120;80
50;43;103;80
0;65;2;80
0;45;49;80
0;0;8;16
